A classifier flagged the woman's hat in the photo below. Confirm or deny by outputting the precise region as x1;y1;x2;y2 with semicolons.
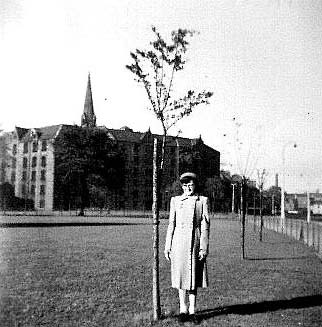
179;172;197;182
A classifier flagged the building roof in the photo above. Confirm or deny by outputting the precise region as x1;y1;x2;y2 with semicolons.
81;73;96;128
17;125;62;141
36;125;63;140
12;123;217;154
105;126;200;147
15;127;29;139
107;127;145;143
84;73;94;116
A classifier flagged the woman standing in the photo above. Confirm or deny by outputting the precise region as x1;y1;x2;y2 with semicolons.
164;172;210;323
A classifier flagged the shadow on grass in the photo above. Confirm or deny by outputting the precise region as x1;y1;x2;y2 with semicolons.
245;256;310;261
0;222;149;228
261;240;297;245
196;294;322;322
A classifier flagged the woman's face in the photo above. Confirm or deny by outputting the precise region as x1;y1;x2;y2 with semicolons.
182;180;195;196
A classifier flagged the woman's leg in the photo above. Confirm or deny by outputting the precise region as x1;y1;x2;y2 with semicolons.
188;289;197;314
178;289;188;313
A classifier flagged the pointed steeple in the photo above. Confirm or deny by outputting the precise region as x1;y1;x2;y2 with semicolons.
81;73;97;128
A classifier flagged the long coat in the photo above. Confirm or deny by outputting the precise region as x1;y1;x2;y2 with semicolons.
164;194;210;290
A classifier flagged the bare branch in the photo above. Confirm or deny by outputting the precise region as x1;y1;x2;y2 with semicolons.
126;25;213;148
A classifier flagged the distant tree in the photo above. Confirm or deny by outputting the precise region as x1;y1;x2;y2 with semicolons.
54;127;124;214
0;133;12;185
204;176;223;212
0;183;14;210
126;26;213;321
0;183;33;210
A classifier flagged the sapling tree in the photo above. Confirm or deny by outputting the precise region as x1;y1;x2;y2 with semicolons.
257;168;267;241
126;26;213;171
126;26;213;320
224;118;264;258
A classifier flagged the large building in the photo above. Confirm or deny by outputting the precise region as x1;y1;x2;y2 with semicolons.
0;75;220;212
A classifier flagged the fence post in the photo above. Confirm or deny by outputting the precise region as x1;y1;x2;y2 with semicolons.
296;220;299;240
318;224;320;254
273;216;275;232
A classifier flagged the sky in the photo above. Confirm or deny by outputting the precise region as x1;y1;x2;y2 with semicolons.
1;0;322;193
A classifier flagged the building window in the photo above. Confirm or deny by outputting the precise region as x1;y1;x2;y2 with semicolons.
31;171;36;181
23;157;28;168
21;184;26;196
32;141;38;152
12;158;16;169
133;144;139;153
40;170;46;181
22;171;27;181
41;156;46;167
39;199;45;208
23;142;28;153
31;184;35;196
40;185;46;195
32;156;37;167
12;144;17;156
41;140;47;151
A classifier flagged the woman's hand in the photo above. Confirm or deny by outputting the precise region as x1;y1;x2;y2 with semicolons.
198;249;207;261
164;250;171;261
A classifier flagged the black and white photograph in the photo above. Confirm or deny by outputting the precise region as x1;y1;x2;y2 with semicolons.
1;1;322;326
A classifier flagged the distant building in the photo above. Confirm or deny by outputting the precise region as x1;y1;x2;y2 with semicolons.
0;74;220;211
285;192;322;214
311;200;322;215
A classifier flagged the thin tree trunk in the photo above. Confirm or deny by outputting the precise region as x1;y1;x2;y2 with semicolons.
152;138;161;320
240;178;246;259
78;175;86;216
259;188;263;241
253;193;256;232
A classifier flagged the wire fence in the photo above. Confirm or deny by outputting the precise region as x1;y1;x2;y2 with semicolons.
248;215;322;260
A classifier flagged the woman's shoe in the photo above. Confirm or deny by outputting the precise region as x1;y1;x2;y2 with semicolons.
188;314;200;324
178;312;188;323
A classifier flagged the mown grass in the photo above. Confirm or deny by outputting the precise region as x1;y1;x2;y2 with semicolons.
0;217;322;326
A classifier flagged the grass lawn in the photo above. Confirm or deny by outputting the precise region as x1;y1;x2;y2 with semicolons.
0;216;322;326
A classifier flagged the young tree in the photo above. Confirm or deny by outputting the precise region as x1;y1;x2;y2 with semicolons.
225;117;265;259
257;169;267;241
126;26;213;320
126;26;213;171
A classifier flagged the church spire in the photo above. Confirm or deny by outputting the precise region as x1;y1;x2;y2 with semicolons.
81;73;97;128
